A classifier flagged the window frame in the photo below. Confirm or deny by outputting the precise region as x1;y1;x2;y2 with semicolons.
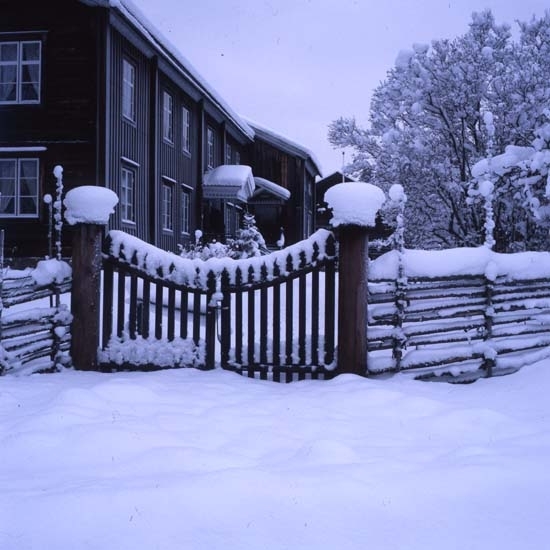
207;127;215;169
182;105;191;154
0;40;42;105
122;57;136;123
0;157;40;218
162;90;174;144
181;187;190;235
225;143;232;165
120;165;136;223
161;181;174;231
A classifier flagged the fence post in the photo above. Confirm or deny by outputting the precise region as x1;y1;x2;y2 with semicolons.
483;275;495;377
325;181;386;377
337;225;370;375
64;186;118;371
71;223;104;370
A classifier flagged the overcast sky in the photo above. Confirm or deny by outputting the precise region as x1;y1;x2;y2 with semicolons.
133;0;548;176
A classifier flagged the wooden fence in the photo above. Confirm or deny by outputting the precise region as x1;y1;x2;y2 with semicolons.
367;274;550;381
0;268;72;375
65;215;550;382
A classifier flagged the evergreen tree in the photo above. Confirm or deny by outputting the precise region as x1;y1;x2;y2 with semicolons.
230;212;267;258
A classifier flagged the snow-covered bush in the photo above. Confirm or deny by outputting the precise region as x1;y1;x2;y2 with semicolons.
229;212;267;258
470;113;550;251
179;239;233;261
179;213;267;260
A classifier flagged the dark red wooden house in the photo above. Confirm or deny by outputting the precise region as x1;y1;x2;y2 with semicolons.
0;0;322;260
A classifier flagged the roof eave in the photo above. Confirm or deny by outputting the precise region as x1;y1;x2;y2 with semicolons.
80;0;254;141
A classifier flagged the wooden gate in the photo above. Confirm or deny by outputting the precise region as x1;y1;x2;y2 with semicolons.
217;235;338;381
97;229;338;379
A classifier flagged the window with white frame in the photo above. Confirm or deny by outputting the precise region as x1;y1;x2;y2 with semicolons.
0;158;39;217
181;188;190;234
207;127;215;168
122;58;136;122
162;182;173;231
162;91;173;143
0;41;41;104
225;143;232;164
182;106;191;153
120;166;135;222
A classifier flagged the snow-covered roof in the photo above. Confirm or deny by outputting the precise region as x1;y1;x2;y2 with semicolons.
203;165;255;202
253;177;291;201
81;0;254;141
243;118;323;176
317;171;356;185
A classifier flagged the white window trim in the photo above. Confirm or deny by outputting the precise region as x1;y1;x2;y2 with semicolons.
0;40;41;105
161;181;174;231
120;165;136;223
225;143;232;165
207;127;215;169
0;157;40;218
182;106;191;154
122;57;136;123
162;91;174;144
181;188;190;235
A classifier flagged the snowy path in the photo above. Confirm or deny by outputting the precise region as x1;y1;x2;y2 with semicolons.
1;363;549;549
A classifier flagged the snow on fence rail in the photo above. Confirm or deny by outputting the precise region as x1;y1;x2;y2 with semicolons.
0;261;72;375
367;248;550;381
99;229;338;378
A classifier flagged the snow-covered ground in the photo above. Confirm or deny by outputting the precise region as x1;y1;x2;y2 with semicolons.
1;363;549;550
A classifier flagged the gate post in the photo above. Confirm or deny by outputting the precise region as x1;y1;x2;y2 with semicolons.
324;181;386;376
64;186;118;371
337;225;370;375
71;223;103;370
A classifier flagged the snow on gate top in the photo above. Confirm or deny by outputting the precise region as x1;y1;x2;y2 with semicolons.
107;229;336;289
324;181;386;227
64;186;119;226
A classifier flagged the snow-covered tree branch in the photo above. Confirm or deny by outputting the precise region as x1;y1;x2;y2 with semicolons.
329;10;550;250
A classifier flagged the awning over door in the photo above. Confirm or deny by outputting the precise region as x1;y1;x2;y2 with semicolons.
203;165;255;202
253;177;291;201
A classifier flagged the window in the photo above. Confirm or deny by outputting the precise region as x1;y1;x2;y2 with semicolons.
207;127;215;168
162;91;173;143
235;151;241;165
0;41;41;104
181;189;190;234
182;106;191;153
224;203;234;237
0;158;39;217
120;166;135;222
225;143;232;165
162;183;173;231
122;58;136;122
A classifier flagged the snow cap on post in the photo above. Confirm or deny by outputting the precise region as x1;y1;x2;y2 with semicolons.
324;181;386;227
64;186;119;226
